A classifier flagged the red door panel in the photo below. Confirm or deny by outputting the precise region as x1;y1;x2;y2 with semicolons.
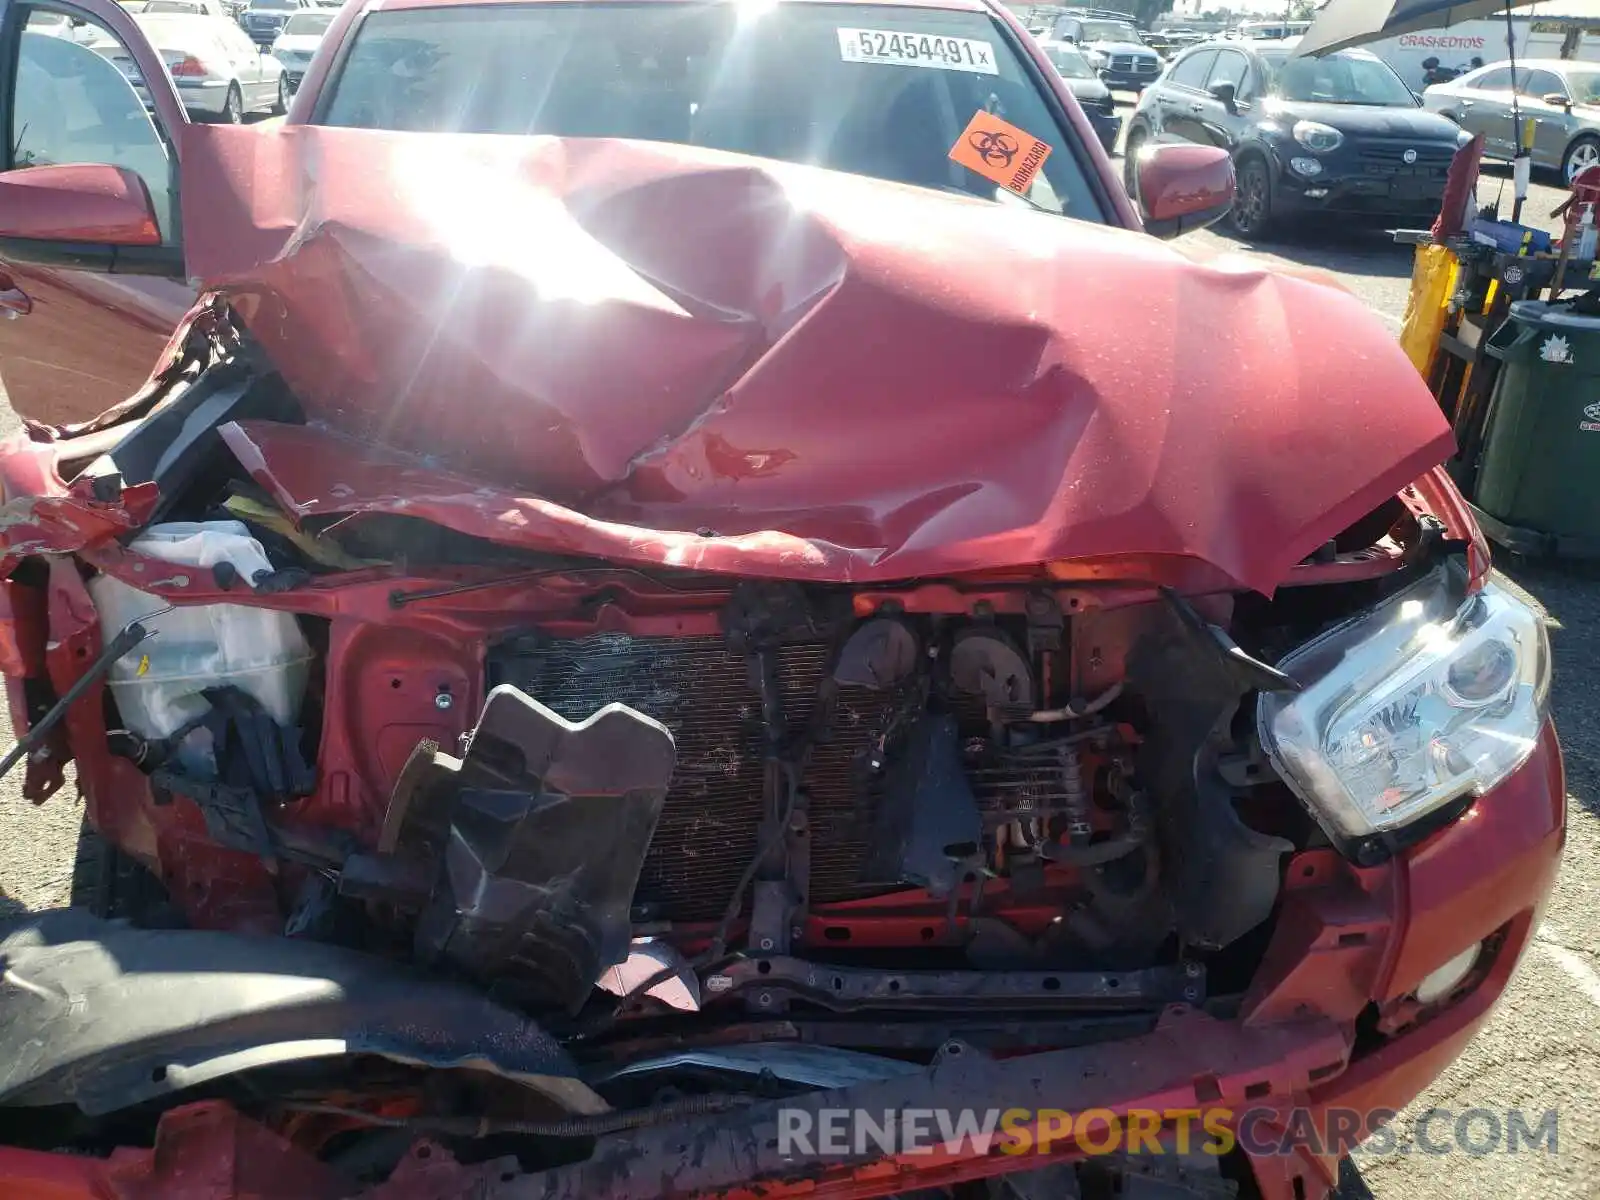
0;263;192;427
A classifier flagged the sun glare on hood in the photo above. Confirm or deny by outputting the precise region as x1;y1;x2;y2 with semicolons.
394;141;688;312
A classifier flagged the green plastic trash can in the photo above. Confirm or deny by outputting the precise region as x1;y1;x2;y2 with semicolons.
1471;300;1600;556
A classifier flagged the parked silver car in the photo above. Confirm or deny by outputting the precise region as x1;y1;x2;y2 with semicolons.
1423;58;1600;181
271;9;331;92
91;12;287;122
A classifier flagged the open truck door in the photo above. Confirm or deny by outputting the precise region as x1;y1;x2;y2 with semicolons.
0;0;193;428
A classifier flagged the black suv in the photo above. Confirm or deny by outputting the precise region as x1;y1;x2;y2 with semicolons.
1126;40;1469;236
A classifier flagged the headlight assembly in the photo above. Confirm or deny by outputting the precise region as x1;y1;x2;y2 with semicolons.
1258;567;1550;842
1292;119;1344;153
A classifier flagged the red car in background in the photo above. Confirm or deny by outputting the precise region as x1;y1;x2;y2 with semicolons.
0;1;1562;1199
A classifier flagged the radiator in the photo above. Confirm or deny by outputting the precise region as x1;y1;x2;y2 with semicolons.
487;632;904;922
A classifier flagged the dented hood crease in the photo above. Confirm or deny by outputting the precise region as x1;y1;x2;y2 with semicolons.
178;124;1453;594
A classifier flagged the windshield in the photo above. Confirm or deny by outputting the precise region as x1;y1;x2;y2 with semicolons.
143;1;198;12
319;2;1104;221
1080;21;1139;43
283;12;332;34
252;0;296;9
1044;45;1095;79
1570;70;1600;104
1259;50;1415;105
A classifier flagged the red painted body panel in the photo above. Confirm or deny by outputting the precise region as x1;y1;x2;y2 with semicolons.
179;126;1451;594
0;0;192;425
0;164;161;244
1136;141;1236;223
1380;725;1565;1000
0;264;193;426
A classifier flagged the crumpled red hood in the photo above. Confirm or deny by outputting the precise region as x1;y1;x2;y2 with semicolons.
180;125;1452;593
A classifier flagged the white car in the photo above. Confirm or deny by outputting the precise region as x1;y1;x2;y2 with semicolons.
116;0;230;13
24;11;101;39
241;0;313;46
135;0;232;14
271;10;332;91
92;12;287;122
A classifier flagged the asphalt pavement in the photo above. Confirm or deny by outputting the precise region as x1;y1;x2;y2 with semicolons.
0;109;1596;1197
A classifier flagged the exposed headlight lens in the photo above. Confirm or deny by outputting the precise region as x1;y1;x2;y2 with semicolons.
1289;156;1324;176
1446;637;1517;703
1258;568;1550;840
1293;119;1344;152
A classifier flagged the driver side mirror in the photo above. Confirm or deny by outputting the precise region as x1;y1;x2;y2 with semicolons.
0;163;161;247
1132;142;1234;239
1543;92;1572;110
1208;81;1237;113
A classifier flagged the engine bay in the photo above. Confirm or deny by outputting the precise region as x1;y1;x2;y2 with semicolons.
94;556;1250;1009
344;594;1207;1015
39;499;1376;1045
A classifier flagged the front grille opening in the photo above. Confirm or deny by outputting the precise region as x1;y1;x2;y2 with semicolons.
489;633;905;922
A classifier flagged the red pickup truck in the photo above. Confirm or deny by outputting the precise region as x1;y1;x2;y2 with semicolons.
0;3;1561;1200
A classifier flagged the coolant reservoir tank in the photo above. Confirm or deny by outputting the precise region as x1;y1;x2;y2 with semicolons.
87;521;313;773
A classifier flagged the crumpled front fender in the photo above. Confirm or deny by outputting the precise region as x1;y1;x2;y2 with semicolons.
0;433;156;568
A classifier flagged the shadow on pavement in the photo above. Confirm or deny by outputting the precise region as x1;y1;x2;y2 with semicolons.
1338;1156;1378;1199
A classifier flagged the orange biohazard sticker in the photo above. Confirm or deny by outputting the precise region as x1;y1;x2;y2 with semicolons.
948;110;1053;197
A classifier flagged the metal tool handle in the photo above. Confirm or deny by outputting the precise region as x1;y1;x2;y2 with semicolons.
0;609;171;781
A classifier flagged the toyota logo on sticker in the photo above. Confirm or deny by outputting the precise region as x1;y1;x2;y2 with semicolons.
1403;149;1418;164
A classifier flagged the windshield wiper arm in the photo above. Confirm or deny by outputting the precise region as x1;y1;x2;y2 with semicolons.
933;182;1054;216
